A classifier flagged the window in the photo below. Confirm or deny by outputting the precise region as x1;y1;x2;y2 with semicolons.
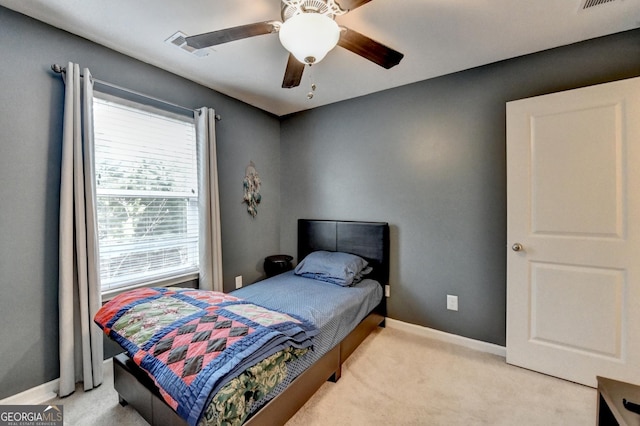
92;93;199;294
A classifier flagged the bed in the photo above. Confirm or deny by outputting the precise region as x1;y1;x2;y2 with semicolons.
103;219;389;426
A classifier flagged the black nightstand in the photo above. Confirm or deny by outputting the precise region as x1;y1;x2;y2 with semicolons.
264;255;293;278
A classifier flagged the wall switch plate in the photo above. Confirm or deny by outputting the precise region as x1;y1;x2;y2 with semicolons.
235;275;243;289
447;294;458;311
385;285;390;298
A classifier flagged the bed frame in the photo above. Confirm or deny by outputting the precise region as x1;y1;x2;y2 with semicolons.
113;219;390;426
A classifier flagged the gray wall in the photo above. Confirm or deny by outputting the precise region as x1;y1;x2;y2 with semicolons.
279;29;640;346
0;7;280;399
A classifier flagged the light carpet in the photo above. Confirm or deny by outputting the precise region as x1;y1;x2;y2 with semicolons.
47;326;595;425
286;327;595;425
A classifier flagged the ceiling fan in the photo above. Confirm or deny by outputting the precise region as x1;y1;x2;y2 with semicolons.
185;0;404;89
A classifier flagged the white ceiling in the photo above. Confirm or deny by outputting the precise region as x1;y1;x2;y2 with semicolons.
2;0;639;116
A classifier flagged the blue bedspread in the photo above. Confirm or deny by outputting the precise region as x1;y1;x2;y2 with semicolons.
232;271;381;346
231;271;383;413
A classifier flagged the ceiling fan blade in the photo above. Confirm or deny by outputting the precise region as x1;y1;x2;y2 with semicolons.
282;54;305;88
186;21;278;49
335;0;373;12
338;27;404;69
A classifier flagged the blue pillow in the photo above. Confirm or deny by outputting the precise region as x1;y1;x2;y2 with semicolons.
294;251;371;286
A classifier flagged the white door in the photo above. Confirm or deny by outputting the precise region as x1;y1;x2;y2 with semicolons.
506;77;640;387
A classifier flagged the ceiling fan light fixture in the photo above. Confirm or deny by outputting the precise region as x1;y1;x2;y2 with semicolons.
278;13;340;65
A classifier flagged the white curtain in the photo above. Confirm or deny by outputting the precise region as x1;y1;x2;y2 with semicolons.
196;107;223;292
58;63;103;397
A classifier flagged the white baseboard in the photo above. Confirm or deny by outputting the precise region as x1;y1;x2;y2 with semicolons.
0;358;114;405
0;379;59;405
385;318;507;357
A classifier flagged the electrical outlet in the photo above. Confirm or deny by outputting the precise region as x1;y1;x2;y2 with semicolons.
447;294;458;311
385;285;390;298
235;275;243;289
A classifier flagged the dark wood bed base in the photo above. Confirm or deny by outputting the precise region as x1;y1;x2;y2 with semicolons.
113;219;390;426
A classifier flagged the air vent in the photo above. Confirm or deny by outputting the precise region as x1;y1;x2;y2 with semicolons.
581;0;616;9
165;31;209;57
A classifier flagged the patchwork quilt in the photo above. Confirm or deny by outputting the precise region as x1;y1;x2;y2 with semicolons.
94;287;318;426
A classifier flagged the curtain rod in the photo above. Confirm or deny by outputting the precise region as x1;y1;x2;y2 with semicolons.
51;64;221;121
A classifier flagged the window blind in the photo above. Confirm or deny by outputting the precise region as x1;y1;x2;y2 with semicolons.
93;94;199;292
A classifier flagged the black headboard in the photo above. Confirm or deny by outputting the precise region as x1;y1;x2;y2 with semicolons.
297;219;390;287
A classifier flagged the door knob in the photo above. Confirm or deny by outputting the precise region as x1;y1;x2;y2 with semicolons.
512;243;523;252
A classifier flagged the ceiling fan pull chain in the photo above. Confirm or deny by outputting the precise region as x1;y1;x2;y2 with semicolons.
307;65;317;99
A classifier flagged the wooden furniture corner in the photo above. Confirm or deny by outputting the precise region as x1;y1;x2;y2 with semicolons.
597;376;640;426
